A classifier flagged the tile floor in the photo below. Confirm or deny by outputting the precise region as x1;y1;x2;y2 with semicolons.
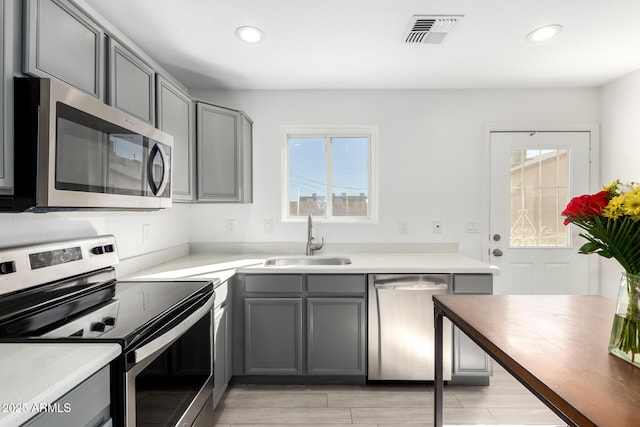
213;363;567;426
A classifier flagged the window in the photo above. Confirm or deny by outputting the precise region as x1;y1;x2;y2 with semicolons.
509;148;569;247
283;127;377;221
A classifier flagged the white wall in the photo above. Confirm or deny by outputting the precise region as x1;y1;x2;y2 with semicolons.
599;69;640;299
0;204;190;259
190;88;599;259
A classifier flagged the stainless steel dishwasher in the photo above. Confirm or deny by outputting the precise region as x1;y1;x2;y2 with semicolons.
368;274;452;381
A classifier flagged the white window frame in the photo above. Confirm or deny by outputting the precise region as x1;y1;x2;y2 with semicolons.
282;126;378;223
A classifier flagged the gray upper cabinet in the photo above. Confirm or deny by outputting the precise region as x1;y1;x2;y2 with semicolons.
196;102;253;203
157;75;194;201
23;0;105;99
108;38;155;124
0;0;13;195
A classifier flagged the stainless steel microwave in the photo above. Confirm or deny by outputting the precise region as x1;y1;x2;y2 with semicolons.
2;77;173;211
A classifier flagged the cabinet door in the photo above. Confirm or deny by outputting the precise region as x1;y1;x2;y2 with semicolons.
307;298;366;375
23;0;105;99
108;38;155;124
244;298;303;374
157;75;194;201
239;112;253;203
196;102;252;203
24;366;111;427
197;102;240;201
451;274;493;382
225;303;233;384
453;327;492;376
213;306;227;406
0;0;12;195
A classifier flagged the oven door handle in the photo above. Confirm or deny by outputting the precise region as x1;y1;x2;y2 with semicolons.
133;293;214;364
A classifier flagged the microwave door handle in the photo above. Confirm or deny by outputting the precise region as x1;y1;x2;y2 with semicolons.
146;143;169;196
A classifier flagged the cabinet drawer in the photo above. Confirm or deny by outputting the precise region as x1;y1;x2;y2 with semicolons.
453;274;493;294
245;275;302;294
308;275;366;294
25;365;111;427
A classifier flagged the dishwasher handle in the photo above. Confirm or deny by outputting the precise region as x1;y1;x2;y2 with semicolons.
374;282;449;291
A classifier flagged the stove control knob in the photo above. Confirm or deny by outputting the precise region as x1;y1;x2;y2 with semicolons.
0;261;16;275
91;246;104;255
90;322;106;333
103;317;116;326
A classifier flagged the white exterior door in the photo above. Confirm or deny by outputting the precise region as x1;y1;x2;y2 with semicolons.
489;131;592;295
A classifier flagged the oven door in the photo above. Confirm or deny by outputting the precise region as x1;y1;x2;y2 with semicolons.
124;294;213;427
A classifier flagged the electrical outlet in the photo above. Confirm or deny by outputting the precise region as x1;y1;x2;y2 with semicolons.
433;220;442;234
398;220;409;234
142;224;150;242
264;219;273;233
226;219;236;233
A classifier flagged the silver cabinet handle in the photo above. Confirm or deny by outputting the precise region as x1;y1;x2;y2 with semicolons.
374;283;449;291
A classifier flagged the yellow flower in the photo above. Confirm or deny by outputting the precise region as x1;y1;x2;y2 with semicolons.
621;192;640;220
603;195;625;219
603;179;621;194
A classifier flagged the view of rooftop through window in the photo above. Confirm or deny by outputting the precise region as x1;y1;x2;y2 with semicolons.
288;135;369;218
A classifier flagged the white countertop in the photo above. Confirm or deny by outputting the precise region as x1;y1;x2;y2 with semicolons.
0;343;121;427
239;252;498;274
124;253;265;283
125;252;497;280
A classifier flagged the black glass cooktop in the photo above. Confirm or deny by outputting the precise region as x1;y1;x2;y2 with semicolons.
0;278;213;350
103;280;213;348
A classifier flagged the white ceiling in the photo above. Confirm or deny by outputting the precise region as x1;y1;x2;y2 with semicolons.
84;0;640;90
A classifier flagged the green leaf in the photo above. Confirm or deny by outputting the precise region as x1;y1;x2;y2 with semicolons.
578;241;601;254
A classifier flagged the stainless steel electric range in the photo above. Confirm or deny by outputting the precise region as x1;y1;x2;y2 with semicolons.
0;235;215;427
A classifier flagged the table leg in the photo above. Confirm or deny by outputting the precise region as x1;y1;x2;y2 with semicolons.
434;305;444;427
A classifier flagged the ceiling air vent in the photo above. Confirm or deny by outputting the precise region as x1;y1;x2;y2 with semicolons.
404;15;463;45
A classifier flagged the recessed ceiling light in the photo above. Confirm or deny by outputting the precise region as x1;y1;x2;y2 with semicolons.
235;26;265;44
526;24;563;42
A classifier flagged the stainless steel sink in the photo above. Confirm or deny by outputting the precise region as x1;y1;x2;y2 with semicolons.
264;256;352;266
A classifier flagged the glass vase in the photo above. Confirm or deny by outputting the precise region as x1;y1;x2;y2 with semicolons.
608;272;640;367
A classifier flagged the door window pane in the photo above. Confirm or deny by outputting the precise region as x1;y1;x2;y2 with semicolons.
509;149;569;247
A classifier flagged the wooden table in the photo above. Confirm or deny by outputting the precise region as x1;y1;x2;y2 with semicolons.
433;295;640;427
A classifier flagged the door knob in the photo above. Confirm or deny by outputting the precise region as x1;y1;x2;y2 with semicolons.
492;249;503;257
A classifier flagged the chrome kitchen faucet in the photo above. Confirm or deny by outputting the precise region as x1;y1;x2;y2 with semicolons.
305;214;324;255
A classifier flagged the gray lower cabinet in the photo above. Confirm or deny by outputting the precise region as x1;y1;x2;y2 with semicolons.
157;75;194;201
213;280;232;407
24;365;111;427
244;298;303;374
307;298;365;375
238;274;366;380
23;0;105;99
196;102;252;203
451;274;493;385
108;38;155;124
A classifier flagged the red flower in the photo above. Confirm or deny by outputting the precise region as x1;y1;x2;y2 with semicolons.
562;190;610;225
